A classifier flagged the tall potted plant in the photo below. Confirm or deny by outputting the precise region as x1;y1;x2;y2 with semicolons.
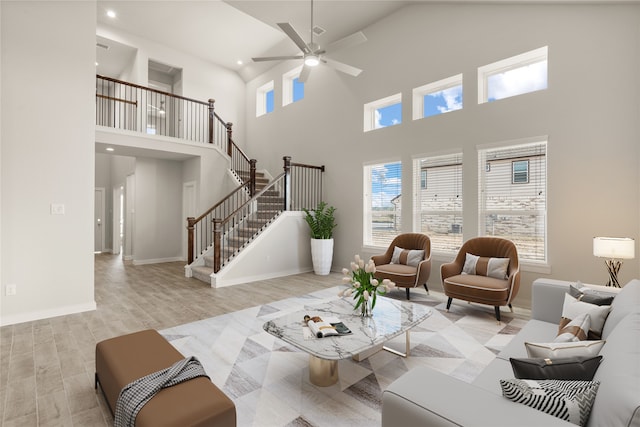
303;201;337;275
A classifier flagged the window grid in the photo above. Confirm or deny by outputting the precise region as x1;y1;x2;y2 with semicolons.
413;153;463;253
363;161;402;247
478;140;547;263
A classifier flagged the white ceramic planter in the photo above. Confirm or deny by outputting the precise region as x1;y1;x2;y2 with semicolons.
310;238;334;275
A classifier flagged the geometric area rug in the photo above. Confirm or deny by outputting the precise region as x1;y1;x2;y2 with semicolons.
160;286;525;427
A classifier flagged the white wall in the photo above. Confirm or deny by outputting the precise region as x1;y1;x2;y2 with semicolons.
244;3;640;308
97;23;248;146
1;1;96;325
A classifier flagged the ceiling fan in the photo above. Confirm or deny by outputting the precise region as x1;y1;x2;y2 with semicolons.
251;0;367;83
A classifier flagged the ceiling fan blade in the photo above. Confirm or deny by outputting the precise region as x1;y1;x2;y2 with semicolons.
252;55;303;62
322;57;363;77
298;65;312;83
277;22;311;54
324;31;367;54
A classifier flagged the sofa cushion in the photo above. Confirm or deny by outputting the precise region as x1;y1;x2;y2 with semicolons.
391;246;424;267
588;311;640;427
500;379;599;426
525;341;606;359
569;283;614;306
462;253;510;279
601;279;640;339
554;312;590;342
559;293;610;339
509;356;602;381
497;319;559;361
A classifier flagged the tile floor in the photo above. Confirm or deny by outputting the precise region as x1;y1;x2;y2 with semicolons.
0;254;339;426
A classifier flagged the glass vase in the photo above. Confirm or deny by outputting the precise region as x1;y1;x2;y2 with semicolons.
359;297;373;317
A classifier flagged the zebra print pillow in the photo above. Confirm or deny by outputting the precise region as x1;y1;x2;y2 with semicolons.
500;379;599;426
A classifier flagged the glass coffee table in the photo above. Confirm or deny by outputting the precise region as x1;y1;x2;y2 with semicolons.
263;296;432;386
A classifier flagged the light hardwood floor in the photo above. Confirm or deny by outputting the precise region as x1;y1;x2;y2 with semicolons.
0;253;341;426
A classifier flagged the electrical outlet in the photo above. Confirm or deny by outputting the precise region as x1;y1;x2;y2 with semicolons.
5;284;16;296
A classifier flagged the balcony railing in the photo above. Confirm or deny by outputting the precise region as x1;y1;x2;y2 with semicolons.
95;75;228;152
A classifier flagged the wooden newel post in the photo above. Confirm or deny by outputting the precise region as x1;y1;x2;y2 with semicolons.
249;159;257;197
187;217;196;264
283;156;292;211
213;218;222;273
226;122;233;157
208;99;215;144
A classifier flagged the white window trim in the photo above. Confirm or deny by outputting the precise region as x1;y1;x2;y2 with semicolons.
477;135;549;266
478;46;548;104
256;80;274;117
362;158;402;247
363;93;402;132
412;74;463;120
282;66;303;107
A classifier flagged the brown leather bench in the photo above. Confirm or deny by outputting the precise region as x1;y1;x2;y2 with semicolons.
95;329;236;427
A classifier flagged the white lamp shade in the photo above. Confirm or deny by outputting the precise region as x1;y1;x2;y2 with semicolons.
593;237;635;259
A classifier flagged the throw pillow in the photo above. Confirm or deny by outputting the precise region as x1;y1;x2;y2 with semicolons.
461;253;510;280
500;379;599;426
525;340;606;358
509;355;603;381
559;293;611;339
554;312;590;343
391;246;424;267
569;282;615;306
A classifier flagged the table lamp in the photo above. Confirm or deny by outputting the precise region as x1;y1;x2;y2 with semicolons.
593;237;635;287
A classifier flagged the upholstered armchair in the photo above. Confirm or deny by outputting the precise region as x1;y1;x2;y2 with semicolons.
441;236;520;321
372;233;431;300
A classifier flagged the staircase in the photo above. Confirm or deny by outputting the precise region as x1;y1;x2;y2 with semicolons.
190;170;285;284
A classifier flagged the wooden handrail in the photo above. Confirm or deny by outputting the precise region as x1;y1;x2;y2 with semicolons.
191;181;251;224
96;93;138;106
97;74;208;106
291;162;325;171
220;172;286;227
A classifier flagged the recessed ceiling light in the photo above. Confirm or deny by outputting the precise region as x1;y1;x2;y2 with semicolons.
106;10;116;18
106;147;115;152
237;60;243;65
95;62;99;66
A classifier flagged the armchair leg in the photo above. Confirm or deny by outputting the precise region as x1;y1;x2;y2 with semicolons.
508;303;514;312
405;288;410;300
446;297;452;312
423;284;429;294
494;306;501;322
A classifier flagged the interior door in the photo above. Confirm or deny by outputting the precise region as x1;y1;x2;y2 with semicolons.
94;188;105;252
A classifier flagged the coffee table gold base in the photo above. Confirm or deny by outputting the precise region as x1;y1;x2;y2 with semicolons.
309;355;338;387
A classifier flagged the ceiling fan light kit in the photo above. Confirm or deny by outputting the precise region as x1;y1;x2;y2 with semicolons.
251;0;366;83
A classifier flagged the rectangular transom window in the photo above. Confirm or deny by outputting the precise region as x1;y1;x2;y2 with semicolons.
478;46;548;104
412;74;463;120
256;80;274;117
363;161;402;247
364;93;402;132
283;66;304;106
478;139;547;263
413;152;463;253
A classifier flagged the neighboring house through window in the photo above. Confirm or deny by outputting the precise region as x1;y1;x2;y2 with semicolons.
413;152;463;253
478;139;547;263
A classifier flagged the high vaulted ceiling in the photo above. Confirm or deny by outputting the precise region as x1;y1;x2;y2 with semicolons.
96;0;410;81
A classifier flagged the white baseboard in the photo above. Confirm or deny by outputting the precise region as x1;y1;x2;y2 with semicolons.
133;257;183;266
212;267;313;288
0;301;97;327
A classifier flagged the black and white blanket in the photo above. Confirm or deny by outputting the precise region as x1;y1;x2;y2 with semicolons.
113;356;209;427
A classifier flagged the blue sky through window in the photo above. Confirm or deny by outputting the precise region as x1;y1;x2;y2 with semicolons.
375;103;402;129
370;162;402;208
266;89;274;113
292;78;304;102
487;60;547;102
423;85;463;118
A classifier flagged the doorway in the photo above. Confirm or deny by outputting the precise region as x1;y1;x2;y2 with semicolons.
94;188;106;253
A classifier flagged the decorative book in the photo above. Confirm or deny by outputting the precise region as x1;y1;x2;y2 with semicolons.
304;315;352;338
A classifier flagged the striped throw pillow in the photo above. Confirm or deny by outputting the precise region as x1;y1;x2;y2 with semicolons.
500;379;599;426
391;247;424;267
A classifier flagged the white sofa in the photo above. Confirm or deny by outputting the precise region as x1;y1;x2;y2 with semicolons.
381;278;640;427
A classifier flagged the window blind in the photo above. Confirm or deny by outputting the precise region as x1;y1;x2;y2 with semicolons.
413;153;463;253
363;161;402;247
478;141;547;262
